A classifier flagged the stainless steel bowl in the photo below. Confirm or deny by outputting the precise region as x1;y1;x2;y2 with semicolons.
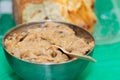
2;21;95;80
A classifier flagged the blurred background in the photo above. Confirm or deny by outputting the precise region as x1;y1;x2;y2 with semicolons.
0;0;16;41
1;0;120;45
1;0;120;80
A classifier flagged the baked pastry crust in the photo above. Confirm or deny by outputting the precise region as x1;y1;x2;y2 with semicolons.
13;0;97;32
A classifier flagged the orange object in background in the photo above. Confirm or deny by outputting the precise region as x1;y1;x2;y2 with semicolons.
13;0;97;32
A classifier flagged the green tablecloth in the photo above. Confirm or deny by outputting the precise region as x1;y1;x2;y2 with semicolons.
1;0;120;80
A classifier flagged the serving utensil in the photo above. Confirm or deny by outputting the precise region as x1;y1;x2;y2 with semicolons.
55;45;96;62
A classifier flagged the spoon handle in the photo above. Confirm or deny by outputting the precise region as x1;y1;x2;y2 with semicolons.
55;45;96;62
69;53;96;62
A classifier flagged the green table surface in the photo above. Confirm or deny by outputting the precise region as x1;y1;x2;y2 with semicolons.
1;0;120;80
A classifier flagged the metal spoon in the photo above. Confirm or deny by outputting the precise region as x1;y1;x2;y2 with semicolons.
55;45;96;62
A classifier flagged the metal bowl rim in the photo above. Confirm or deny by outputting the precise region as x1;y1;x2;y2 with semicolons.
2;20;95;65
